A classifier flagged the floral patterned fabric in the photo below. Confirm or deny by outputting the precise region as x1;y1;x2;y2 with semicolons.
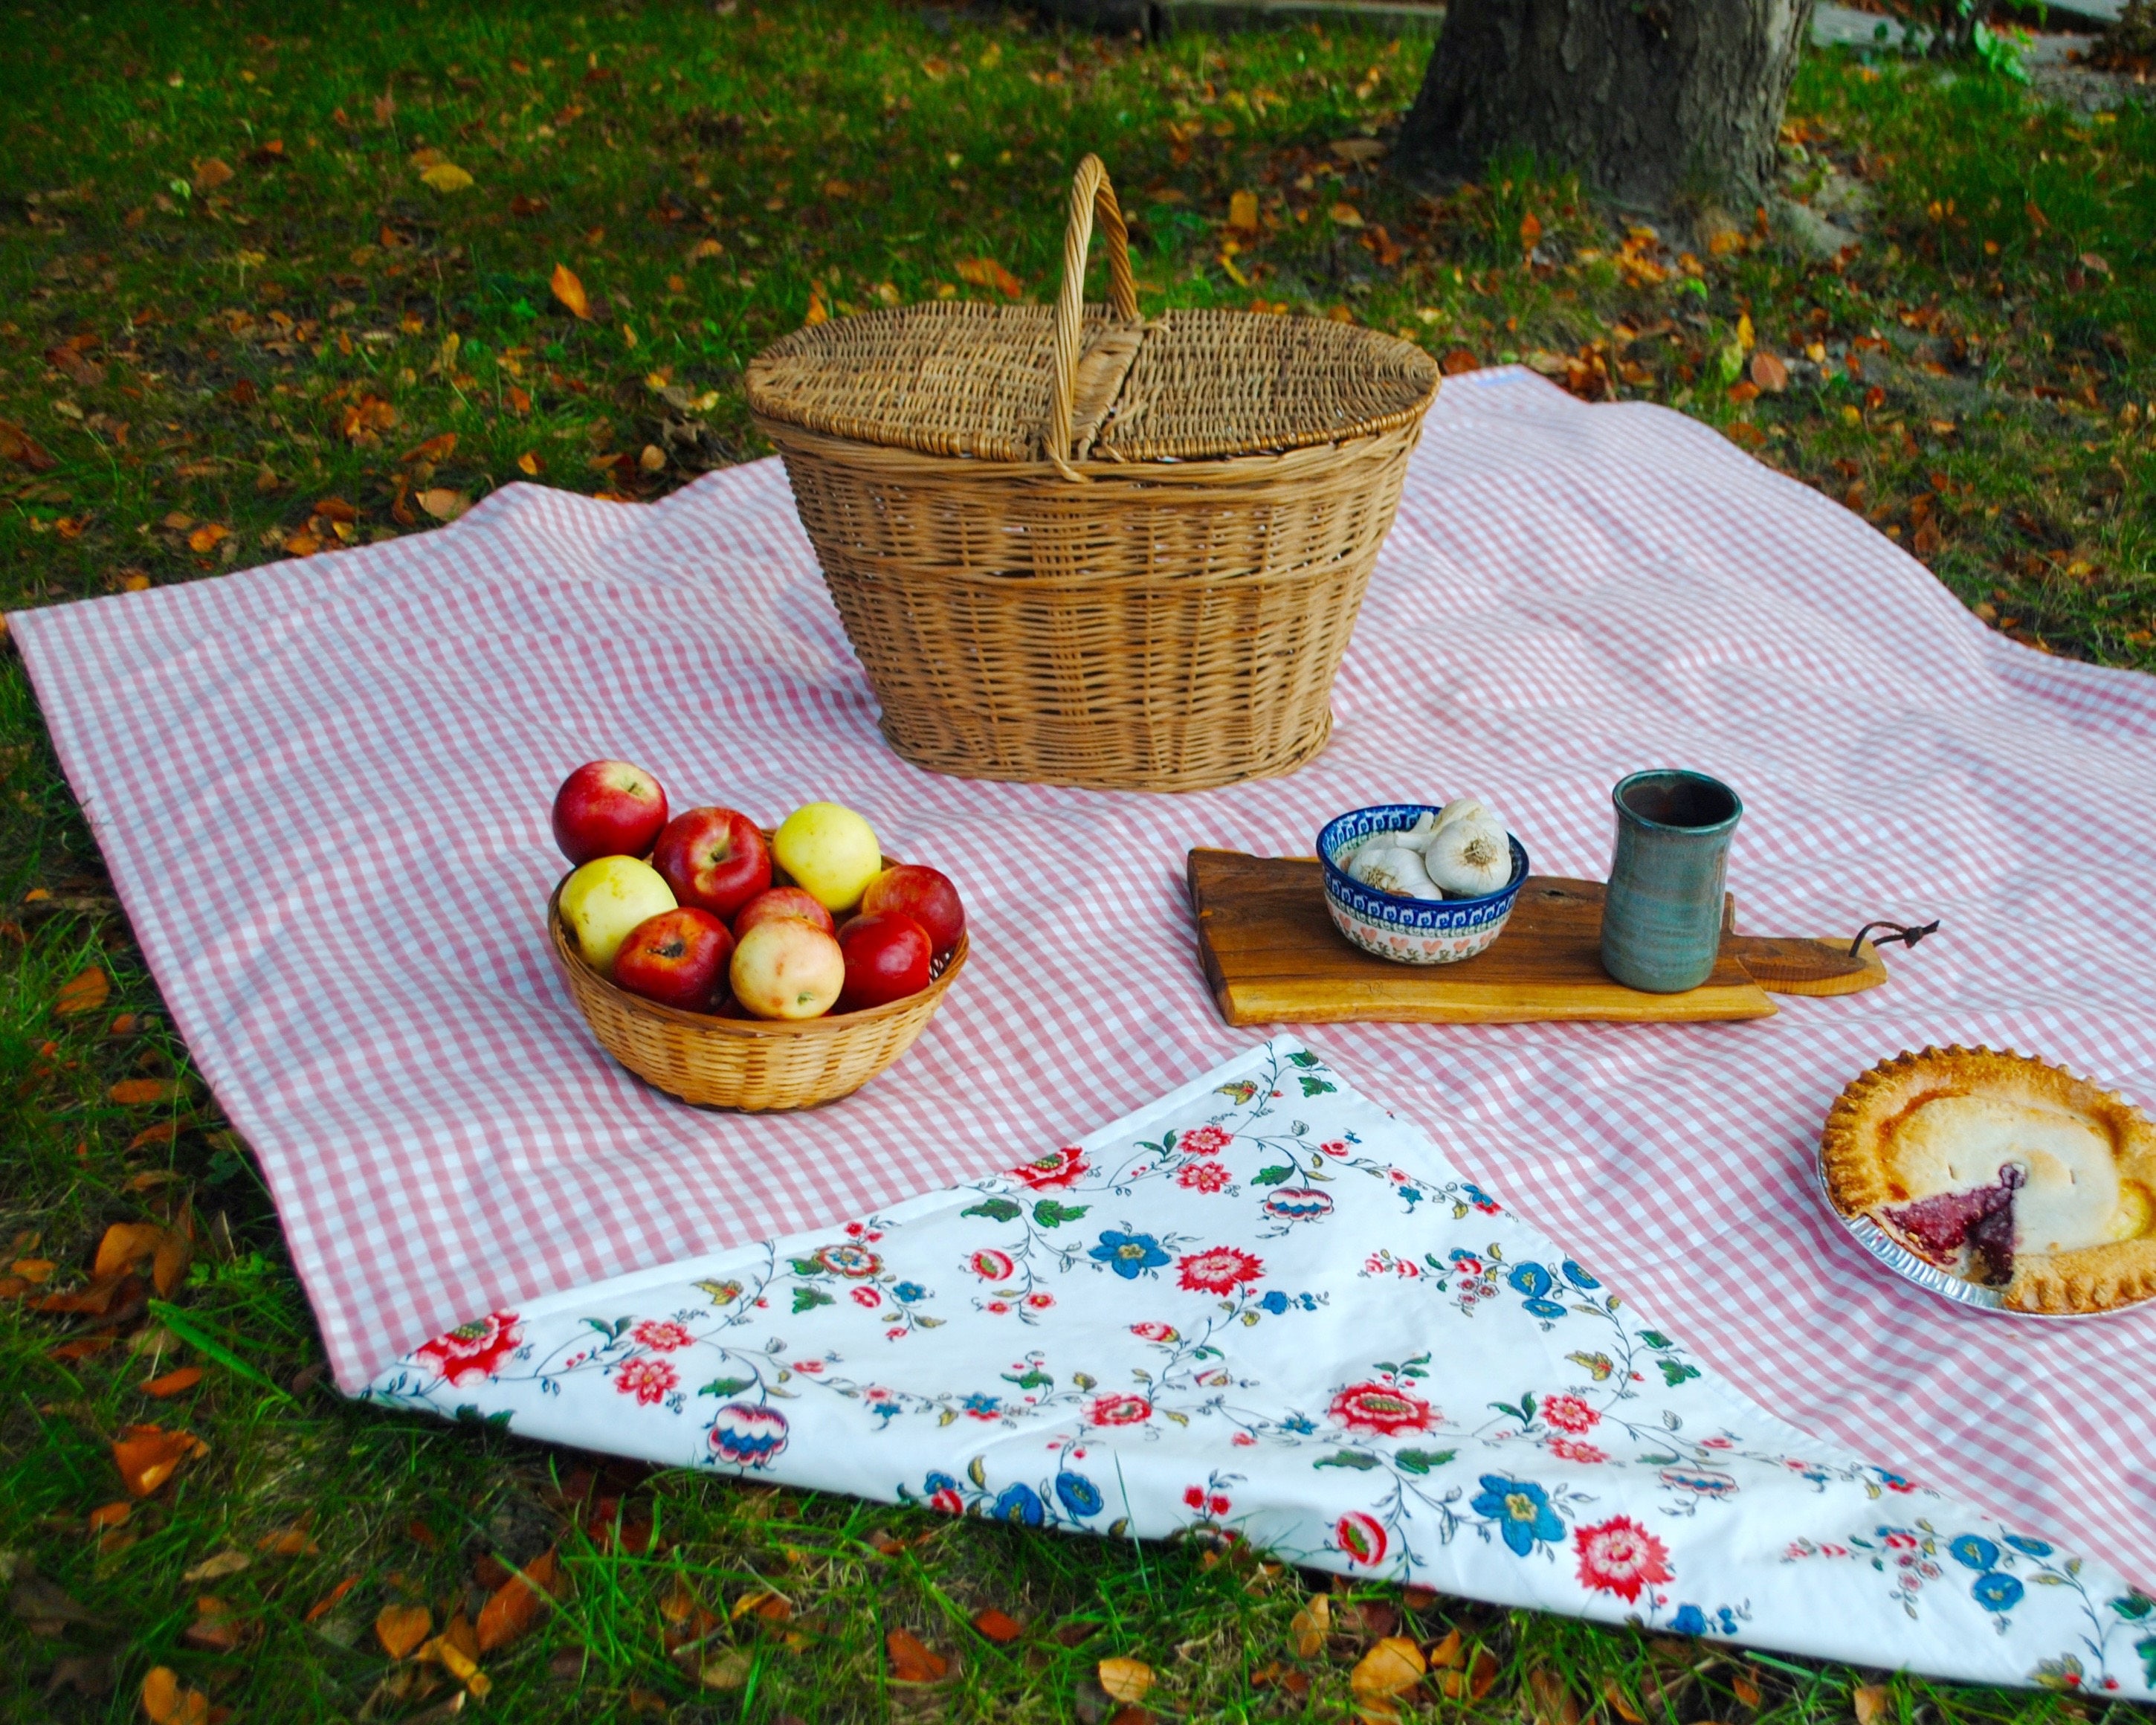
369;1040;2156;1692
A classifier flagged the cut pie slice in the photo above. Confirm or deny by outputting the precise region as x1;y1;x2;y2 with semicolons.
1820;1046;2156;1313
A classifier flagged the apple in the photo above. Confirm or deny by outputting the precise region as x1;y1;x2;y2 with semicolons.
559;856;677;973
732;886;836;941
771;801;882;914
552;760;668;865
611;908;735;1010
860;863;965;958
836;912;933;1011
653;807;772;919
730;918;845;1020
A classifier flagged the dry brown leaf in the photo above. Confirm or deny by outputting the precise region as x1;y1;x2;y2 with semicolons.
185;523;229;554
1351;1637;1426;1701
141;1666;209;1725
1468;1647;1499;1701
1228;190;1259;234
402;433;457;465
10;1257;53;1283
955;257;1024;300
1427;1627;1464;1668
972;1607;1023;1644
303;1576;357;1623
1;417;59;472
94;1222;164;1277
181;1549;250;1584
885;1628;947;1683
1733;1670;1763;1709
419;489;470;522
475;1548;558;1652
258;1524;320;1557
515;451;540;476
551;263;592;320
1289;1593;1330;1657
688;237;723;262
191;158;234;191
88;1500;132;1532
109;1077;180;1106
1604;1677;1647;1723
112;1424;204;1497
1530;1666;1583;1725
1520;211;1544;251
420;162;474;193
183;1595;249;1653
1749;351;1789;394
54;967;110;1017
1329;202;1364;228
377;1602;433;1660
152;1229;191;1298
1098;1657;1155;1703
1853;1686;1891;1725
697;1648;752;1690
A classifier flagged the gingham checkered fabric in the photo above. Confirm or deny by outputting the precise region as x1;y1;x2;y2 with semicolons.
16;368;2156;1590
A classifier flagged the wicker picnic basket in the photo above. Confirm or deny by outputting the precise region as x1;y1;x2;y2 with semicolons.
745;155;1442;793
548;853;967;1112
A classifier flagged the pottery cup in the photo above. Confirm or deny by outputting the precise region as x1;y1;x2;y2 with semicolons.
1599;770;1743;994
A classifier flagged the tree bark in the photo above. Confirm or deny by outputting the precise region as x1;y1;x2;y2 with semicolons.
1392;0;1813;216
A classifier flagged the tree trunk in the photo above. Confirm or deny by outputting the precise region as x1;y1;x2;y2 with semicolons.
1392;0;1813;216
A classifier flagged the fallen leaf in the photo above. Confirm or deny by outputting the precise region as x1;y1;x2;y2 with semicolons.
95;1222;165;1277
191;158;234;191
1520;211;1543;251
184;1593;250;1652
402;433;457;465
551;263;592;320
1352;1637;1426;1700
283;530;322;558
378;1602;433;1660
44;1651;113;1698
418;489;470;522
1468;1646;1500;1700
972;1607;1023;1644
1227;190;1259;234
1428;1627;1464;1668
10;1565;103;1627
11;1257;54;1282
112;1424;205;1497
1733;1670;1763;1709
1530;1666;1583;1725
141;1666;210;1725
0;418;59;471
1329;202;1364;228
730;1588;790;1623
420;162;474;193
885;1628;947;1683
259;1523;320;1557
304;1575;358;1623
1750;351;1789;393
1098;1657;1155;1703
1853;1686;1891;1725
54;967;110;1017
1330;138;1387;164
126;1122;176;1152
152;1229;191;1297
52;1335;118;1362
109;1077;180;1106
688;236;723;262
181;1550;250;1584
1442;348;1481;376
186;523;230;555
475;1548;558;1652
638;444;665;473
87;1500;132;1532
1289;1593;1330;1657
955;257;1023;300
515;451;540;476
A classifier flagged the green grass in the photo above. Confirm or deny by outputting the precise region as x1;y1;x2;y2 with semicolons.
1;1;2152;1719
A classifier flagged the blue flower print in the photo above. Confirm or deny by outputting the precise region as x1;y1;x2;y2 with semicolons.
991;1482;1045;1526
1972;1570;2025;1613
1561;1260;1601;1290
1461;1184;1503;1214
1260;1291;1290;1315
1090;1230;1171;1280
923;1471;959;1497
1282;1413;1318;1436
2004;1533;2054;1558
958;1393;1001;1419
1670;1604;1708;1636
1507;1263;1569;1322
1055;1471;1105;1518
1949;1534;2002;1571
1471;1474;1566;1555
892;1281;926;1303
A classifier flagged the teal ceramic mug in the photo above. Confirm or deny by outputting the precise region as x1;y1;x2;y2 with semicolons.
1599;770;1743;994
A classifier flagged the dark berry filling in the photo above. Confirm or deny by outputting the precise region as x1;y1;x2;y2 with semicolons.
1881;1165;2024;1284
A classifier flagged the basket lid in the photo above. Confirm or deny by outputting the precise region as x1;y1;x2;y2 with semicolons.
743;156;1439;470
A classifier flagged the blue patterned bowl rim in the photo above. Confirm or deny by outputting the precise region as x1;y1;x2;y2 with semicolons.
1317;804;1529;925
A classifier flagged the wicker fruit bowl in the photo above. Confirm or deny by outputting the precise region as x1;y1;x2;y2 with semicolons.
547;866;968;1113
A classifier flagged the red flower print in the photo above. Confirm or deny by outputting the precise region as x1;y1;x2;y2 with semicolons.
631;1320;694;1352
1024;1292;1055;1310
1183;1485;1206;1509
1335;1511;1387;1566
1010;1145;1088;1190
1549;1438;1607;1465
1700;1435;1733;1449
1088;1393;1153;1427
815;1243;882;1279
1573;1516;1674;1603
791;1360;824;1373
851;1286;881;1308
614;1356;678;1406
1328;1379;1436;1437
845;1222;865;1237
1129;1321;1177;1343
1175;1161;1232;1193
1178;1124;1233;1157
1209;1493;1232;1517
1232;1432;1256;1446
1540;1394;1600;1434
929;1487;964;1515
969;1248;1016;1282
415;1311;522;1386
1884;1532;1920;1550
1175;1245;1264;1294
1319;1140;1348;1158
985;1300;1010;1315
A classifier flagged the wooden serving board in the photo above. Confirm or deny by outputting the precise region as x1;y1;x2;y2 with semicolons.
1187;849;1888;1028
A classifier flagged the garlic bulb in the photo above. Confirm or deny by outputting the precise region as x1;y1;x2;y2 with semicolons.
1348;842;1442;899
1392;810;1441;854
1424;816;1512;897
1435;796;1504;837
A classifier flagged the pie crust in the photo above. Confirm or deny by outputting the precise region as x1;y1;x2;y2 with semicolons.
1820;1046;2156;1315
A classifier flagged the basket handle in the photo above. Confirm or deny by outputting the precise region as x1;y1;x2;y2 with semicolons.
1045;154;1140;479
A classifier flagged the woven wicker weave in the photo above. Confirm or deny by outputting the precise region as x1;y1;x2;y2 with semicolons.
746;155;1441;792
549;875;966;1112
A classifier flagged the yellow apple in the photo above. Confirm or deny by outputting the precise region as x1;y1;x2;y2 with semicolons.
771;801;882;913
559;855;677;973
730;918;845;1019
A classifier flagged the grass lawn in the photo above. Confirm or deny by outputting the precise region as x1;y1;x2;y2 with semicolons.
1;1;2152;1720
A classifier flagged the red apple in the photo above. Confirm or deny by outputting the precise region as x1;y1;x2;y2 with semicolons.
552;759;668;865
610;908;734;1011
732;886;836;941
652;806;772;919
731;918;845;1019
836;911;933;1011
860;863;965;958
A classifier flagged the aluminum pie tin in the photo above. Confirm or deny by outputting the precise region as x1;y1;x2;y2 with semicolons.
1811;1157;2152;1323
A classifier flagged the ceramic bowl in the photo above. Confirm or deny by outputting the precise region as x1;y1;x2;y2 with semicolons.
1317;803;1529;966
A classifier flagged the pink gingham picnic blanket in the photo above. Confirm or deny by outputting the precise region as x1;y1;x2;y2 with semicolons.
17;369;2156;1603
